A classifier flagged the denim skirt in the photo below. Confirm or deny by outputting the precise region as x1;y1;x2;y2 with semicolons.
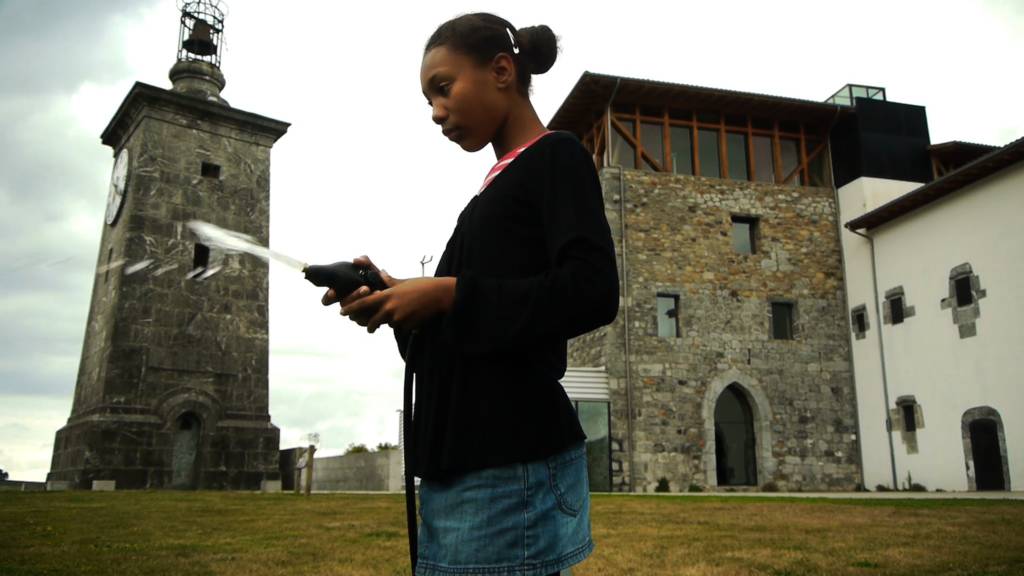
415;441;594;576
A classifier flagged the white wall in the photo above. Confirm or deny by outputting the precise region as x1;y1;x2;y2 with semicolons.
836;177;922;490
871;162;1024;491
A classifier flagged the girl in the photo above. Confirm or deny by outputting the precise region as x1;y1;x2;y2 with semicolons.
323;13;618;576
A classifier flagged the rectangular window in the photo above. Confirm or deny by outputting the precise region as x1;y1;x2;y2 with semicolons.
698;129;720;178
853;309;867;333
657;294;679;338
902;404;917;432
641;122;664;171
575;401;611;492
771;302;794;340
779;138;802;186
752;135;774;183
201;161;221;179
727;133;748;181
891;296;905;324
731;216;758;255
610;119;636;169
670;126;693;175
955;276;973;307
805;138;828;187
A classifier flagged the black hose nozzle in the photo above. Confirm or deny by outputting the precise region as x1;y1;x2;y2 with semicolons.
303;261;387;295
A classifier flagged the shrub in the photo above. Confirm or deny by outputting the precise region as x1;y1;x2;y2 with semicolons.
344;443;369;455
760;481;779;492
875;484;893;492
909;483;928;492
655;477;671;493
687;483;704;493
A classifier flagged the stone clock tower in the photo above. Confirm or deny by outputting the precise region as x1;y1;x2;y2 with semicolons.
48;1;289;490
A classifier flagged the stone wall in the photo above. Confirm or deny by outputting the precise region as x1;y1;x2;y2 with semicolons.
569;168;861;492
301;450;403;492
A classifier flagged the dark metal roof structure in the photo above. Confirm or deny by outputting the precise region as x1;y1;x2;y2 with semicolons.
846;136;1024;231
547;71;848;135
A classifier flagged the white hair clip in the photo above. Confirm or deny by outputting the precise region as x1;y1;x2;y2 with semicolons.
505;27;520;54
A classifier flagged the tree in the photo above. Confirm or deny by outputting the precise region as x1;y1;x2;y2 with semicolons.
0;468;8;481
375;442;398;451
344;443;369;455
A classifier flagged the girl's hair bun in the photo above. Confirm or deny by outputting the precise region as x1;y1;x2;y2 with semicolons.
517;25;559;75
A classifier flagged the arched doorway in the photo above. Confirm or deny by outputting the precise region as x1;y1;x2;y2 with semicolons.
961;406;1010;491
969;419;1004;491
172;412;202;489
715;384;757;486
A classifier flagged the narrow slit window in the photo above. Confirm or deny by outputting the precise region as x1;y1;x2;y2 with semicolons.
890;296;905;324
201;161;221;179
657;294;679;338
771;302;794;340
731;216;758;255
954;276;973;307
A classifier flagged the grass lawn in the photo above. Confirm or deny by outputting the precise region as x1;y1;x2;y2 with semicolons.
1;491;1022;575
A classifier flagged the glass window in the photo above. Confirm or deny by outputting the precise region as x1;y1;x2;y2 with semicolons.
640;105;662;118
698;129;720;178
610;119;635;169
779;138;802;186
576;401;611;492
891;296;905;324
641;122;664;171
670;126;693;175
771;302;794;340
955;276;973;307
805;138;828;187
731;216;757;254
727;133;748;181
725;114;747;127
657;294;679;338
751;117;772;131
753;136;774;183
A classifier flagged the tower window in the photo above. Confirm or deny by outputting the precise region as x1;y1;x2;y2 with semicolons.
201;161;221;179
731;216;758;255
771;302;794;340
193;243;210;271
657;294;679;338
954;276;973;307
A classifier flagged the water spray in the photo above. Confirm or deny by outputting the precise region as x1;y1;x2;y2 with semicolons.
186;220;387;294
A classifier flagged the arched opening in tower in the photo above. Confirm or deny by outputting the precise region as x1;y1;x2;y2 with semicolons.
172;412;203;489
715;384;758;486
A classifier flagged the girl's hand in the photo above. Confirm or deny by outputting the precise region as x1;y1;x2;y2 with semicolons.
341;276;456;333
320;256;400;318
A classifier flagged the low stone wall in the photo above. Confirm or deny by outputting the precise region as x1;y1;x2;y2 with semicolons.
300;450;403;492
0;480;46;492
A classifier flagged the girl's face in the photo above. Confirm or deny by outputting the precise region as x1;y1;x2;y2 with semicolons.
420;46;512;153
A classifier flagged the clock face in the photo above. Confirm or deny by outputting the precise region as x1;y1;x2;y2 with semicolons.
106;148;129;225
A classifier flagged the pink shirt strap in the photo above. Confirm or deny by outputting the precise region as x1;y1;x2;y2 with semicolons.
477;131;555;195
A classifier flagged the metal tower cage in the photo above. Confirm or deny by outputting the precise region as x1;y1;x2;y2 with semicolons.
177;0;226;67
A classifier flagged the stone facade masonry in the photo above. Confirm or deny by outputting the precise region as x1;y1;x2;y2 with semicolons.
569;168;861;493
48;80;288;490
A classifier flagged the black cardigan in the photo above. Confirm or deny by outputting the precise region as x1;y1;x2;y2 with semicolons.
397;131;619;480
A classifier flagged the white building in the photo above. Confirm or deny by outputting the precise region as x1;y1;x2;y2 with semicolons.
839;133;1023;492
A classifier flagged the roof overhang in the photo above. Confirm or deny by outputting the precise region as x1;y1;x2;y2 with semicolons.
548;71;849;136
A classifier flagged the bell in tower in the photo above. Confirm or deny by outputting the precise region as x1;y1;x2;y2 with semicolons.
47;1;289;491
170;1;228;104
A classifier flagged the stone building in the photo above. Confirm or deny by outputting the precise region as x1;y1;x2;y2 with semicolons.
47;2;288;490
551;74;862;492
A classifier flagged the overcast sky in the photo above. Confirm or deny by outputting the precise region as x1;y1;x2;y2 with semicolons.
1;0;1021;481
